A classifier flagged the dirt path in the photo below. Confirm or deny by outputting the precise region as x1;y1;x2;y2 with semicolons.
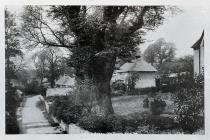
21;95;62;134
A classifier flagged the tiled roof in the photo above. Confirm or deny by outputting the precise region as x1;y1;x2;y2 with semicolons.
191;30;204;50
118;58;157;72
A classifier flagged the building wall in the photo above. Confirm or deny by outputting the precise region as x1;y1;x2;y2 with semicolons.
194;49;200;74
200;39;204;72
193;38;204;75
135;72;156;88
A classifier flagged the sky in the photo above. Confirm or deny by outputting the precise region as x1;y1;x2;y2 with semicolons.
139;6;207;58
7;5;207;65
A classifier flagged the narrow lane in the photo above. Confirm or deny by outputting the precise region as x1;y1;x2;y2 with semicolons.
21;95;62;134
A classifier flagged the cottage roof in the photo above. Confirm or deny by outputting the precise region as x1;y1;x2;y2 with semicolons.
191;30;204;50
56;75;75;86
118;58;157;73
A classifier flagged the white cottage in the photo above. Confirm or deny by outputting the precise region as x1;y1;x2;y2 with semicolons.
191;30;204;75
112;58;157;88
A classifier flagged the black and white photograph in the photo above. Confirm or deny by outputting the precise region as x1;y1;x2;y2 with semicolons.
3;2;208;136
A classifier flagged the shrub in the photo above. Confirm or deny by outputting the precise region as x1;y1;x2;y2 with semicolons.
78;114;113;133
150;98;166;115
5;86;21;134
174;73;204;133
146;115;176;130
160;84;180;93
78;112;151;133
49;96;83;124
111;80;127;92
39;85;47;97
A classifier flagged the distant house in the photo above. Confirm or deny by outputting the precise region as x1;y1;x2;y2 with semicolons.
112;58;157;88
46;75;75;97
55;74;75;88
191;30;204;74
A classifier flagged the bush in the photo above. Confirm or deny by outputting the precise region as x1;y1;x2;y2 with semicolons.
78;112;151;133
174;73;204;133
39;85;47;97
160;84;180;93
150;98;166;115
5;86;21;134
111;80;127;92
146;115;176;130
78;114;113;133
49;96;83;124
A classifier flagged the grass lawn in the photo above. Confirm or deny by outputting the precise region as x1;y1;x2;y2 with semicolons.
112;93;175;116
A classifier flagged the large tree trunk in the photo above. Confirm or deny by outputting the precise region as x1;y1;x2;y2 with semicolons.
90;54;116;116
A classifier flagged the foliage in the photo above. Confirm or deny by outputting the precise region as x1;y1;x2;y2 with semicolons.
150;98;167;115
143;38;176;70
5;9;23;134
78;111;177;133
111;80;127;92
78;113;140;133
39;85;47;97
174;73;204;133
49;96;83;124
160;73;194;93
24;79;40;95
127;72;141;91
21;5;180;115
32;47;65;88
159;55;193;76
5;86;22;134
71;78;97;114
5;9;23;84
78;114;114;133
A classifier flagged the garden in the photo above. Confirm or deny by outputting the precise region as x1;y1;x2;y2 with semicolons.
41;73;204;134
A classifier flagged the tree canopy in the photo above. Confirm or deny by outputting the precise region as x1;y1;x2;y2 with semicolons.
21;5;179;115
143;38;176;69
5;9;23;86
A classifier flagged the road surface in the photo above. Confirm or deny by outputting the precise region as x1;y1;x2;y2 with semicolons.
21;95;62;134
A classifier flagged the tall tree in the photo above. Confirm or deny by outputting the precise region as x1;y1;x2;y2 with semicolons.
32;47;63;87
5;9;22;88
22;6;179;116
5;9;23;134
144;38;176;69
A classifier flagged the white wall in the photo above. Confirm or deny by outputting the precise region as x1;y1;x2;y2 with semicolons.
200;39;204;72
193;38;204;75
135;72;156;88
194;49;200;74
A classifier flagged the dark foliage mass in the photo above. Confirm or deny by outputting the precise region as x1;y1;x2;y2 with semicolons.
150;98;166;115
49;96;83;124
5;86;22;134
5;9;23;134
174;73;204;133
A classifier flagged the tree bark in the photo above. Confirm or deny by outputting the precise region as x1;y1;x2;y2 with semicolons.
90;54;116;116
